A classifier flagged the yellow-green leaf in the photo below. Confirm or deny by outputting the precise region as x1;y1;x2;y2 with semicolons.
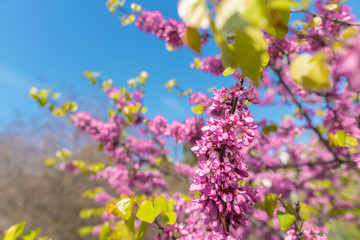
223;67;236;76
182;27;202;54
191;104;204;115
52;107;67;117
23;229;41;240
99;223;110;240
102;79;113;91
136;222;148;240
164;212;177;225
4;222;25;240
329;130;358;148
265;0;290;38
129;103;141;114
178;0;210;29
136;200;159;223
215;0;267;32
234;26;269;86
130;3;142;12
299;202;311;222
165;79;177;92
139;71;149;85
113;194;135;220
264;193;278;218
277;211;295;230
44;158;58;167
290;53;331;91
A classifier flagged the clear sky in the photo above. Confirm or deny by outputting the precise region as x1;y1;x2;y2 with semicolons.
0;0;359;125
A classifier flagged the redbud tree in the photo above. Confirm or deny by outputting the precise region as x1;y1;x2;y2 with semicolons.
3;0;360;239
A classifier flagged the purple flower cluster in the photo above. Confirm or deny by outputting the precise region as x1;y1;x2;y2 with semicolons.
94;191;113;205
338;35;360;90
131;170;168;195
135;10;186;49
174;162;196;178
189;92;224;117
199;56;225;76
72;112;125;160
145;115;205;146
95;165;131;195
285;223;327;240
190;82;260;237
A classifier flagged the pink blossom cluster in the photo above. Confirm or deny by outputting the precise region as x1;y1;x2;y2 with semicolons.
94;191;113;205
72;112;124;160
174;162;196;178
285;223;327;240
145;114;205;146
95;164;167;195
190;82;260;237
135;10;186;49
199;56;225;76
338;35;360;90
189;92;224;117
130;170;168;195
94;164;132;195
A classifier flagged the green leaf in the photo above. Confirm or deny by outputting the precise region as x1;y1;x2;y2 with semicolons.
69;102;78;112
264;194;278;218
215;0;267;32
329;130;358;148
55;148;71;160
191;104;204;115
99;223;110;240
44;158;58;167
263;124;279;135
113;194;134;220
265;0;290;38
165;79;177;92
38;89;50;99
120;14;136;26
89;163;105;174
129;103;141;114
153;197;167;215
125;213;136;233
290;53;331;91
51;92;61;99
173;232;181;238
77;226;93;237
79;209;94;219
234;26;269;86
136;222;148;240
83;71;99;85
23;229;40;240
194;191;201;199
299;202;311;222
164;212;177;225
139;71;149;85
182;27;202;54
130;3;142;12
140;107;147;114
178;0;210;29
29;87;38;98
108;109;116;116
52;107;67;117
82;187;104;199
223;67;236;76
136;200;161;223
277;211;295;230
179;194;192;203
4;222;25;240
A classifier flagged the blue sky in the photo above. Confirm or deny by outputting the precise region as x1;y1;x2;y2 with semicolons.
0;0;359;126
